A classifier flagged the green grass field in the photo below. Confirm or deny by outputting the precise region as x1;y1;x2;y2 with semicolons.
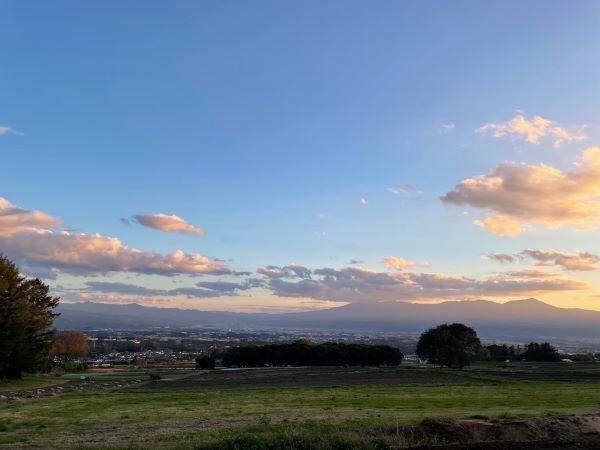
2;364;600;449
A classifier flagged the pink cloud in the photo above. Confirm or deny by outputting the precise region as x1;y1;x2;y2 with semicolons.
132;213;206;237
0;197;61;236
0;197;226;276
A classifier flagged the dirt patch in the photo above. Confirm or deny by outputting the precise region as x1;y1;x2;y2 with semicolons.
142;367;469;391
411;414;600;448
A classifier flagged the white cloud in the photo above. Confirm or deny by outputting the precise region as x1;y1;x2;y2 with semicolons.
387;184;422;195
438;123;456;133
476;113;585;148
360;198;368;206
0;126;24;137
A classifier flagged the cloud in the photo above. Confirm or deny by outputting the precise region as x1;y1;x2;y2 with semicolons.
382;256;422;271
84;282;175;297
476;113;585;148
438;123;456;133
131;213;206;237
490;269;556;279
86;281;237;298
473;215;523;237
0;126;24;137
0;196;227;276
83;280;254;298
0;198;61;237
387;184;422;196
360;199;368;206
257;264;312;279
260;265;586;303
485;253;516;264
522;249;600;271
388;185;411;195
442;148;600;235
4;233;228;276
484;249;600;271
196;279;263;292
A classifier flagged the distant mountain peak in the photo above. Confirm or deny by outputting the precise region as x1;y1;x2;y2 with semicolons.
503;298;554;308
55;298;600;340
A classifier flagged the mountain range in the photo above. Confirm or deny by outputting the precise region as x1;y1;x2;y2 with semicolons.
55;299;600;340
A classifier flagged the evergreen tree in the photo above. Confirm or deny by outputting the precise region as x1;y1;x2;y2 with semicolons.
0;255;59;379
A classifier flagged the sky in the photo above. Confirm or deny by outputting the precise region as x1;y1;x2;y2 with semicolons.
2;1;600;312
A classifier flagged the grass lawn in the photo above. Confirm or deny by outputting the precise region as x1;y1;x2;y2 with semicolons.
1;364;600;448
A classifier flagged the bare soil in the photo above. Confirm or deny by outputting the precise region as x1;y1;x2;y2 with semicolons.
143;366;470;390
411;414;600;449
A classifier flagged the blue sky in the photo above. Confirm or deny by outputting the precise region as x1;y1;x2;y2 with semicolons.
2;1;600;311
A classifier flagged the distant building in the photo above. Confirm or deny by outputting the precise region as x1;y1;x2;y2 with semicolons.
404;354;424;364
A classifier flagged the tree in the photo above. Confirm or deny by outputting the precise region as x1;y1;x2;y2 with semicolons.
522;342;560;362
416;323;484;368
195;355;216;369
487;344;512;361
52;331;89;363
0;255;59;379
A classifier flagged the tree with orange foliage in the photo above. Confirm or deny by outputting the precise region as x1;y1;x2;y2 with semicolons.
52;331;88;363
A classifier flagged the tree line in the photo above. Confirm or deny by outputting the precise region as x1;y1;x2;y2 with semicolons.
222;341;404;367
416;323;562;368
487;342;560;362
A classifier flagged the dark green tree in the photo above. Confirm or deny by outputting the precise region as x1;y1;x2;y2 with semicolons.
0;255;59;379
522;342;560;362
416;323;484;368
195;355;216;369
